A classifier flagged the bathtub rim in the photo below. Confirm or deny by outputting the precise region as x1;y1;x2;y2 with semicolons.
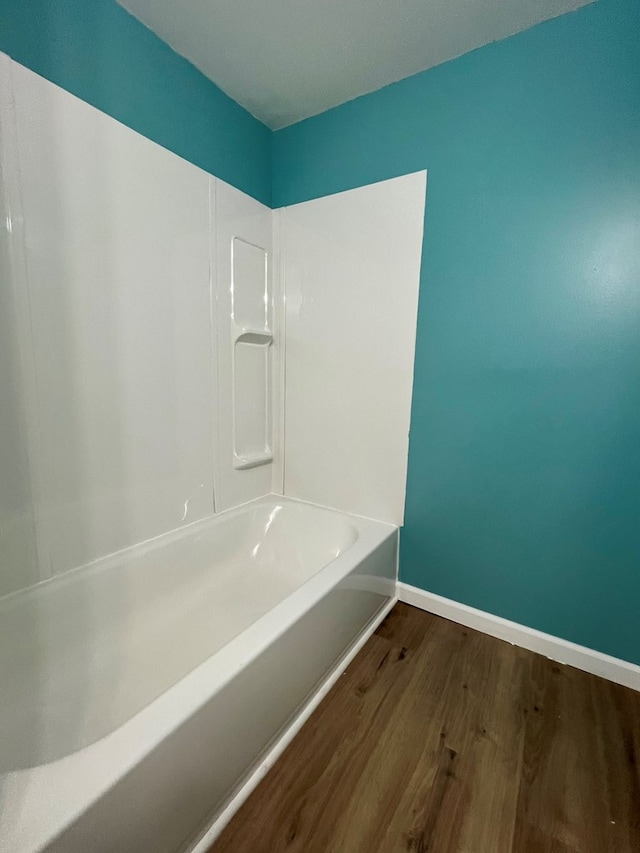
1;493;397;853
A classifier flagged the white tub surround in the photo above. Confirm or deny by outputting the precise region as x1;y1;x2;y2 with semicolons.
1;496;397;852
0;54;425;597
0;54;427;853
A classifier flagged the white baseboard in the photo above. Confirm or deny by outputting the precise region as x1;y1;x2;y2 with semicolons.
188;595;397;853
397;582;640;693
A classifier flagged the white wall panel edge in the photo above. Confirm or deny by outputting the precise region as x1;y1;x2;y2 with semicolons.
208;176;220;514
397;168;427;524
0;54;52;582
271;208;286;495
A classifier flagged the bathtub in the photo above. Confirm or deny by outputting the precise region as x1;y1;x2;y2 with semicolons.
0;495;397;852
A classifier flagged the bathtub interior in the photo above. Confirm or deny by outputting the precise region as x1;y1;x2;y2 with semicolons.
0;498;360;772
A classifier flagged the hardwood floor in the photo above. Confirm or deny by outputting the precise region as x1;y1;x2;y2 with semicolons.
209;603;640;852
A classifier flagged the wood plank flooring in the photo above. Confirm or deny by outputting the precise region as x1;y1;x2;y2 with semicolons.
209;603;640;853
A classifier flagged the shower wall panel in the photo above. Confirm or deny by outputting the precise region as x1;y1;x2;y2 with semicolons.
2;57;215;581
281;172;426;525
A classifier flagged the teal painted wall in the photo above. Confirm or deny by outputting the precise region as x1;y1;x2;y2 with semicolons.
273;0;640;663
0;0;271;205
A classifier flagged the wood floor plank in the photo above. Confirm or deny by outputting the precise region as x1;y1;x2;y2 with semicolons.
514;657;640;853
325;617;468;853
378;627;528;853
209;604;640;853
592;679;640;851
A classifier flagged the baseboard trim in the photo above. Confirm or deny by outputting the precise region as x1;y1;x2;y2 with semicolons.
397;582;640;693
188;595;397;852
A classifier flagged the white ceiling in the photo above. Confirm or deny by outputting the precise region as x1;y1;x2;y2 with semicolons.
119;0;594;129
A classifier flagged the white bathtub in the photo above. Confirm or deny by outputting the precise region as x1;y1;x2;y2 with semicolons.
0;495;397;852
